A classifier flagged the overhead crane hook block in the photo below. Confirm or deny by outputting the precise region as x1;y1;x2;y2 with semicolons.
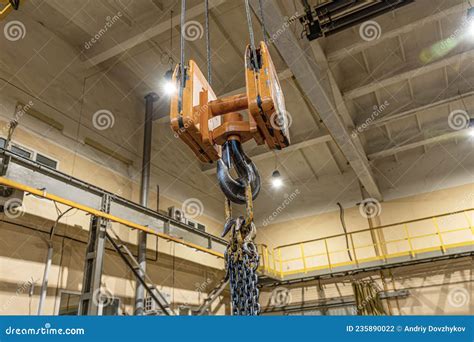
246;41;291;150
169;42;290;204
170;60;221;163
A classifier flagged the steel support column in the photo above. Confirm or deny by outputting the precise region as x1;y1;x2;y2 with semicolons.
78;194;111;315
135;92;159;315
37;243;53;315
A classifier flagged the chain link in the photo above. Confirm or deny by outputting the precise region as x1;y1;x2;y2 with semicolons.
225;219;260;315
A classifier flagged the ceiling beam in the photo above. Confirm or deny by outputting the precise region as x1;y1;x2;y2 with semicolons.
344;49;474;100
366;90;474;129
249;0;382;200
83;0;227;67
219;68;292;97
327;2;467;61
209;11;243;62
202;130;333;175
368;129;472;160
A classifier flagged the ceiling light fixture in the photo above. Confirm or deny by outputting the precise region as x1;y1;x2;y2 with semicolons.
468;118;474;137
271;170;283;188
271;152;283;188
163;69;176;95
467;7;474;37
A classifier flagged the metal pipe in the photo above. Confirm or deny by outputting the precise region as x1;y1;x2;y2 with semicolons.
37;243;53;315
208;93;248;116
135;92;159;316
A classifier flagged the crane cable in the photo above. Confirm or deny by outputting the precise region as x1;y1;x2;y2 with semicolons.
244;0;258;70
178;0;186;114
258;0;268;44
204;0;212;85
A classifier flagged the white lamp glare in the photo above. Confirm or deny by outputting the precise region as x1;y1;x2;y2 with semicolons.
163;80;176;95
271;170;283;188
272;177;283;188
468;19;474;37
468;8;474;37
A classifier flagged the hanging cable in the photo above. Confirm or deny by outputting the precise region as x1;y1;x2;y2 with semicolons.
244;0;258;70
169;10;174;66
50;202;75;240
6;119;17;149
258;0;268;44
178;0;186;113
337;202;353;261
204;0;212;85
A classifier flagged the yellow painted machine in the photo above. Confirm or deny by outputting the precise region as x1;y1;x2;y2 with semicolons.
169;0;291;316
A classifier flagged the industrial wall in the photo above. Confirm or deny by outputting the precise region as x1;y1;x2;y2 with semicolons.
256;182;473;249
256;183;473;315
259;256;472;315
0;218;227;315
0;124;227;315
0;15;227;316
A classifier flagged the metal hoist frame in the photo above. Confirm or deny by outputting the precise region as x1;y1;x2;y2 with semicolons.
169;0;288;316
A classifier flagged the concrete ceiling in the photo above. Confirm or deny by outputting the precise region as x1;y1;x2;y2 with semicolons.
19;0;474;224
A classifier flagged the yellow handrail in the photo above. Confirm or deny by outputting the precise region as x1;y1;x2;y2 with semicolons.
0;176;224;258
258;209;474;278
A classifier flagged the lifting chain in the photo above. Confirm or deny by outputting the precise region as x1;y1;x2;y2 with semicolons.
223;185;260;315
218;0;269;316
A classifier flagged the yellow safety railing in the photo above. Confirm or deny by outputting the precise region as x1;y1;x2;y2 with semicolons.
258;209;474;279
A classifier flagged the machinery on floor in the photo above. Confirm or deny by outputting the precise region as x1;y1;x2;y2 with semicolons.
169;0;291;315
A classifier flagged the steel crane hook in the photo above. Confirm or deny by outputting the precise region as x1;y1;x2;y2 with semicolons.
216;140;261;205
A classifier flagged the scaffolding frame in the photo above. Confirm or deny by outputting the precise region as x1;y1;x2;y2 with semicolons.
0;149;226;315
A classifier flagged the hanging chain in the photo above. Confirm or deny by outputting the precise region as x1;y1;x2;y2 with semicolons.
224;184;260;315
